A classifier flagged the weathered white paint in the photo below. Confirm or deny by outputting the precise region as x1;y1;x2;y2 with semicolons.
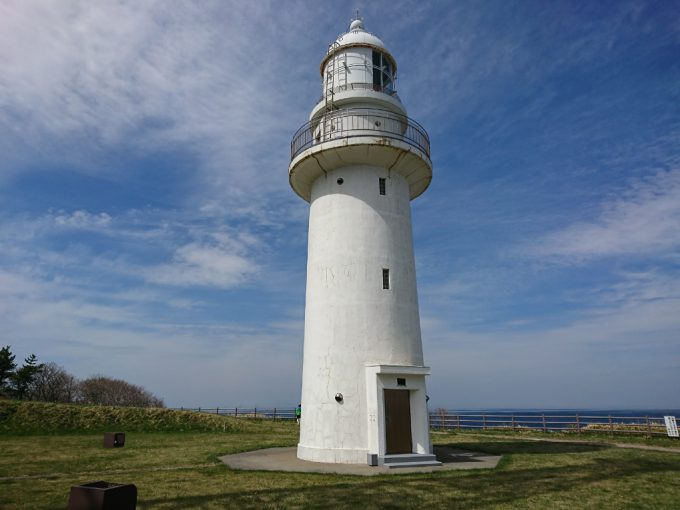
291;19;434;465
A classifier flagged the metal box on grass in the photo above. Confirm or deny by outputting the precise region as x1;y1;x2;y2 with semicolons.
103;432;125;448
67;481;137;510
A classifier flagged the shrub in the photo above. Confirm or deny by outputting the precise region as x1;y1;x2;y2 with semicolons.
0;401;249;434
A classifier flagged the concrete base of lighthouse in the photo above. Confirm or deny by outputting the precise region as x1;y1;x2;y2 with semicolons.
297;364;435;466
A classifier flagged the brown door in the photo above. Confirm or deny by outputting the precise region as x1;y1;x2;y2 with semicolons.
384;389;412;454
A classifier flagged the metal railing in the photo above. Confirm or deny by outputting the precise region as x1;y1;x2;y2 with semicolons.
172;407;676;437
290;107;430;161
428;411;673;437
172;407;297;420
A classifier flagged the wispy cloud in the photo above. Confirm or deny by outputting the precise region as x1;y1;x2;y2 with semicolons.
53;210;112;229
531;169;680;261
1;207;268;289
147;238;259;288
0;1;319;201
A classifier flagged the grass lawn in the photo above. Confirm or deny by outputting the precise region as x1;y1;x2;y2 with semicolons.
1;425;679;509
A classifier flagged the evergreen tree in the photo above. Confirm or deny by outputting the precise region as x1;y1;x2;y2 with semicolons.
9;353;44;400
0;345;17;395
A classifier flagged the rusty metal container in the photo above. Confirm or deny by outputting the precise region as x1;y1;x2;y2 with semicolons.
103;432;125;448
67;481;137;510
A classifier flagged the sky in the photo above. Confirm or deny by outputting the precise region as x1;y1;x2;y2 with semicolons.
1;0;678;409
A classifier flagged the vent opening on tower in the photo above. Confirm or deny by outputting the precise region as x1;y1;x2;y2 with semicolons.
382;268;390;289
379;178;386;195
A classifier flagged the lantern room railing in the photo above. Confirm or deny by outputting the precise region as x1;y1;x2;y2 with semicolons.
291;108;430;161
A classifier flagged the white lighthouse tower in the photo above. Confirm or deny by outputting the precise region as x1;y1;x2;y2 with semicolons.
289;17;437;467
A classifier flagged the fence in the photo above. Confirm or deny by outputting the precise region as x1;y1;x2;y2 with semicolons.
428;411;671;437
172;407;297;420
173;407;676;437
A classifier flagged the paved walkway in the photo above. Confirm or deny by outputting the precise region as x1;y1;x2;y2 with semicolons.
219;446;501;476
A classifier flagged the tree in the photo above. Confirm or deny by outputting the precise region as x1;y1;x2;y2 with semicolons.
0;346;17;396
28;362;78;403
10;354;44;400
78;376;164;408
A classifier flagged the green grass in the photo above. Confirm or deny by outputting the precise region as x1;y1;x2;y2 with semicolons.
1;402;679;508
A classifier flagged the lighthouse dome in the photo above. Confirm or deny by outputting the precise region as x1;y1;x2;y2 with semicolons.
320;20;397;76
334;22;386;51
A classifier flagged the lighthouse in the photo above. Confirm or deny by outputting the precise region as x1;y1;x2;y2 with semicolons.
289;17;437;467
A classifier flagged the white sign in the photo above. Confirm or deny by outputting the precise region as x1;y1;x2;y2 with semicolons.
664;416;679;438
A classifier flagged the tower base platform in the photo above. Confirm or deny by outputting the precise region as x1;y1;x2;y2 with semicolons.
219;446;501;476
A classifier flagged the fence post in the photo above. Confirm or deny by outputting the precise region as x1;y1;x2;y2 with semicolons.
542;414;546;433
274;408;277;420
576;413;580;435
254;407;257;418
457;414;461;431
608;415;613;434
180;406;183;411
646;416;651;435
512;414;516;432
198;407;201;413
216;407;219;415
235;407;238;417
483;414;487;431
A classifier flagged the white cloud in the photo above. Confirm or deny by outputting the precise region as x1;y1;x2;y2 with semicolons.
147;241;258;288
0;1;315;197
422;287;680;408
53;210;112;229
0;206;267;290
532;169;680;261
0;265;303;406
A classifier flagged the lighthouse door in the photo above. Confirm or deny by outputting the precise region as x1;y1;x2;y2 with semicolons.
384;390;412;454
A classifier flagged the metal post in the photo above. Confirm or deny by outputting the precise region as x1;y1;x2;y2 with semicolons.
235;407;238;417
254;407;257;418
198;407;201;413
646;416;651;435
542;414;546;432
274;408;277;420
456;414;461;431
216;407;219;415
483;415;487;431
576;414;580;435
608;415;613;434
512;414;516;432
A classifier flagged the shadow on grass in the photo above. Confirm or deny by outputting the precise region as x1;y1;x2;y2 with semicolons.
441;440;610;456
140;452;679;509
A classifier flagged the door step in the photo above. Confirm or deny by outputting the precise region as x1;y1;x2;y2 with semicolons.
382;453;441;468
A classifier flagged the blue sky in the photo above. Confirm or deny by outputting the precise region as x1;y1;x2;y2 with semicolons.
1;1;678;409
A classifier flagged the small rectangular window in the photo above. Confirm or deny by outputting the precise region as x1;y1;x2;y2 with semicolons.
382;268;390;290
397;378;406;387
379;178;386;195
